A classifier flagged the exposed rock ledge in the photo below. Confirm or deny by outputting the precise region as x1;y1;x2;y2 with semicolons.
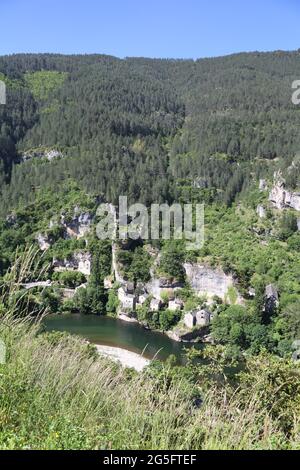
269;172;300;211
184;263;243;303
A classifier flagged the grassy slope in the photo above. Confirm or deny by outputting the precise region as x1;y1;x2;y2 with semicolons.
0;316;288;450
0;253;299;451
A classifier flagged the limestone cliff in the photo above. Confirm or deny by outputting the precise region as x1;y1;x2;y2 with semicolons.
269;172;300;211
184;262;242;303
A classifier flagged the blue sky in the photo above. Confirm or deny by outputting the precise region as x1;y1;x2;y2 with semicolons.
0;0;299;58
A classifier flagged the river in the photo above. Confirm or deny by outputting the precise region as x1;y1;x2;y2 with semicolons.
43;314;202;364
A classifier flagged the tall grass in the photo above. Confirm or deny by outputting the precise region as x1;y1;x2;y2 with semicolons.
0;252;298;450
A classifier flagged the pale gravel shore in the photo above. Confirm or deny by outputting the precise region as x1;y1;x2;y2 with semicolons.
95;344;150;372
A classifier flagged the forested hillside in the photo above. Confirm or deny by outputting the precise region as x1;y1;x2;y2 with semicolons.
1;51;300;360
1;51;300;212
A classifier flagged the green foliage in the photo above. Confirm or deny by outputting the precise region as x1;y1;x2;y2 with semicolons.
277;212;298;241
212;305;274;354
0;52;300;365
1;51;300;210
226;286;238;305
89;240;112;287
117;246;151;283
53;271;86;288
159;242;185;281
106;288;120;315
74;286;106;316
24;71;67;100
41;288;61;312
3;311;299;450
159;309;181;331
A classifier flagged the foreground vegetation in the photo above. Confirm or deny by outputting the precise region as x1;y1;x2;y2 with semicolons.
1;309;300;450
0;256;300;450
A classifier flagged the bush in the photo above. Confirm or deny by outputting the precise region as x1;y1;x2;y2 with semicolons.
74;286;106;315
106;289;120;315
159;242;185;281
53;271;86;288
159;309;181;331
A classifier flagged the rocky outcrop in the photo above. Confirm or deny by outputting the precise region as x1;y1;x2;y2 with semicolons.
257;205;266;219
259;179;268;191
20;148;63;163
184;263;240;302
36;233;51;251
166;326;211;343
264;284;279;315
61;209;93;239
269;172;300;211
112;243;126;284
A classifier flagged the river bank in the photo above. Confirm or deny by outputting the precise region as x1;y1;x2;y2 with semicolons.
95;344;150;371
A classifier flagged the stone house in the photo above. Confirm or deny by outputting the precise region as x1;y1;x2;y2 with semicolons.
118;287;136;311
184;309;212;329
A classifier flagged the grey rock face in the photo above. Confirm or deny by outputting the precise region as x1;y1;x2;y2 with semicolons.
36;233;51;251
6;213;18;227
184;263;237;301
158;277;182;288
145;276;183;301
20;148;63;162
269;172;300;211
259;179;268;191
257;205;266;219
112;243;126;285
63;210;93;239
264;284;279;315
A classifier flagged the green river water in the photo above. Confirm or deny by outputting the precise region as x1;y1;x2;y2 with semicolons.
43;314;202;364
